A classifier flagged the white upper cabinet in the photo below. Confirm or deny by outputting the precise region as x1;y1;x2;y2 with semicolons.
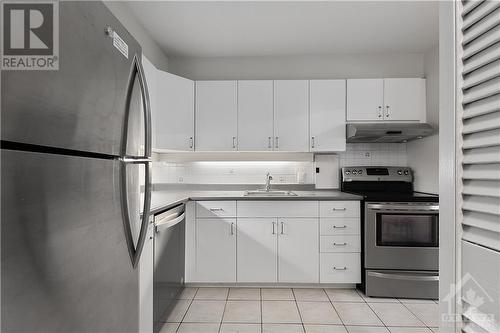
309;80;347;152
383;78;426;122
195;81;238;151
347;78;426;122
274;80;310;151
346;79;384;121
155;71;194;151
237;81;274;151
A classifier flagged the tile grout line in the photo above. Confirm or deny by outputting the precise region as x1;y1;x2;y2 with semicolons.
217;288;230;333
325;288;348;331
398;299;434;331
290;289;306;333
175;287;199;333
355;289;392;332
260;288;263;333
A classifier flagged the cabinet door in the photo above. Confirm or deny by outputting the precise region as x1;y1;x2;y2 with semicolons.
274;80;309;151
310;80;346;152
156;71;195;150
195;218;236;282
278;218;319;283
237;218;278;283
195;81;238;151
383;78;426;122
238;81;274;151
346;79;384;121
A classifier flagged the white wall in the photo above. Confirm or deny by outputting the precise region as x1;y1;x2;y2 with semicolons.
167;52;424;80
104;1;169;71
407;44;439;194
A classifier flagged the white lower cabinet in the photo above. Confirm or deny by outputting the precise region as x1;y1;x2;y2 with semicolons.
237;218;278;283
187;200;360;285
278;218;319;283
195;218;236;283
320;253;361;283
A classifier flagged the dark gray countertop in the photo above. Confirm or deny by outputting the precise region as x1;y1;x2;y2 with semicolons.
149;189;363;215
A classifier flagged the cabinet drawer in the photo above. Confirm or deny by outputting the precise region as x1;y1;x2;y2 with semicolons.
196;201;236;218
320;235;360;253
320;218;360;235
320;253;361;283
320;201;360;218
237;201;318;217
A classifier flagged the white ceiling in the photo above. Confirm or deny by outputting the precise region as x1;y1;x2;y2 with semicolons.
127;1;438;58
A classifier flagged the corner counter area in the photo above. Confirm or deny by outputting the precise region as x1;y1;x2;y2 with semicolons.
150;190;362;287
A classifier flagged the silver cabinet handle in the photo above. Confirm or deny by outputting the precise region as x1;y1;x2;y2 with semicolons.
333;242;348;246
232;136;237;149
230;222;235;235
189;137;194;149
386;105;390;118
280;222;285;235
272;222;276;235
209;208;224;212
333;225;347;229
311;136;315;149
268;136;272;149
378;106;382;118
332;207;346;211
275;136;279;149
333;266;347;271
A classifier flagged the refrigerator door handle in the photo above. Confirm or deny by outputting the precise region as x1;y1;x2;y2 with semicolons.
135;54;152;158
120;160;152;268
120;54;152;268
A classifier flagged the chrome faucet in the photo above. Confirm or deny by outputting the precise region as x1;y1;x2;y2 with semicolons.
265;172;273;192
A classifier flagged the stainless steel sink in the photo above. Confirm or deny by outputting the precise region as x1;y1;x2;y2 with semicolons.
244;190;297;197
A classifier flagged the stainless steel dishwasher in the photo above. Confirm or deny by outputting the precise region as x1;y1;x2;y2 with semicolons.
153;203;186;329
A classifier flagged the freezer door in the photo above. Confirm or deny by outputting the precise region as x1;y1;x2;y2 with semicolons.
1;1;141;156
1;149;139;333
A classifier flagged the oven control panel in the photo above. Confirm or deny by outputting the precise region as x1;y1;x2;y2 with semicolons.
341;166;413;182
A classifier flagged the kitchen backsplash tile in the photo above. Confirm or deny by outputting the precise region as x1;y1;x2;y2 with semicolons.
152;143;407;185
339;143;407;168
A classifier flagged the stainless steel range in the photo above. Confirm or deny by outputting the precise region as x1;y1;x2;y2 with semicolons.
341;166;439;299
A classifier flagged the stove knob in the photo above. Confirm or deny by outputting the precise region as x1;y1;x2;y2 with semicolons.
358;170;363;175
397;170;403;175
352;170;358;175
345;170;350;175
404;170;409;175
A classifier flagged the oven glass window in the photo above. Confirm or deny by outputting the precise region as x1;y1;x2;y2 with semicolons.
376;214;438;247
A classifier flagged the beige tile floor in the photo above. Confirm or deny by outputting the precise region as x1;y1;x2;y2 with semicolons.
157;287;439;333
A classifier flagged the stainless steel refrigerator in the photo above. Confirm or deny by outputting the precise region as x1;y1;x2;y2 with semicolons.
1;2;152;332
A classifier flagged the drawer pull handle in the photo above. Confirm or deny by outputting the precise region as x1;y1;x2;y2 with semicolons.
209;208;224;212
333;242;347;246
333;225;347;229
332;208;347;211
333;266;347;271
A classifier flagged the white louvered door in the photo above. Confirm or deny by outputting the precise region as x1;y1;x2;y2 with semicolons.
457;1;500;332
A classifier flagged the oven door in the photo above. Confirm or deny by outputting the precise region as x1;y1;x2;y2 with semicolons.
365;202;439;271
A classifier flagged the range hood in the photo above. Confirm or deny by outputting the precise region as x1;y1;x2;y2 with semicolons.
346;123;435;143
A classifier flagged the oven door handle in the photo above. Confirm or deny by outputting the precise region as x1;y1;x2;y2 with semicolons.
367;271;439;282
367;203;439;211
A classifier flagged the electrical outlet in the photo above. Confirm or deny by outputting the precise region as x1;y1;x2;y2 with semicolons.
365;152;371;158
177;176;184;183
279;176;285;183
